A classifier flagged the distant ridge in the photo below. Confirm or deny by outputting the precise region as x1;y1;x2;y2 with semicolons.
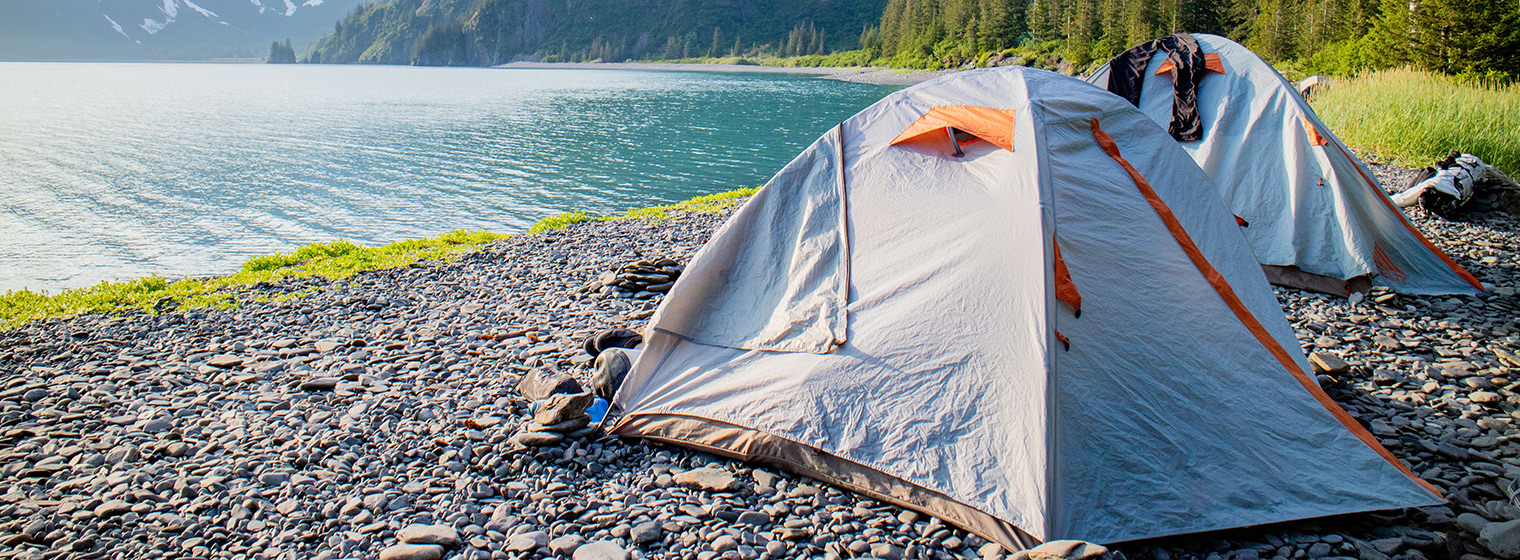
305;0;887;66
0;0;365;61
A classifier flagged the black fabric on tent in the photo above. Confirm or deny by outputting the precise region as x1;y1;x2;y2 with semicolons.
1104;33;1208;142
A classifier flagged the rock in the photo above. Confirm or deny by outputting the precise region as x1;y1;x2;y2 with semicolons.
1472;391;1502;404
1310;352;1350;374
519;369;584;400
1369;538;1402;556
206;354;243;368
550;534;586;555
872;543;905;560
464;416;501;429
1497;348;1520;368
631;521;662;545
1480;519;1520;558
574;540;630;560
752;469;778;490
275;498;301;515
1460;512;1494;534
505;533;545;552
94;500;132;518
777;528;811;541
712;535;739;553
674;466;738;491
981;542;1007;559
529;415;591;433
533;391;595;425
1024;540;1108;560
259;472;290;486
513;430;565;447
396;524;460;548
299;377;342;391
736;510;770;526
379;543;444;560
1352;539;1391;560
1373;369;1407;385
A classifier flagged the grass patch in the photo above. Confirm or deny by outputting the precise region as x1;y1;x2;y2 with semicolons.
623;187;758;221
527;187;758;233
656;51;879;69
527;211;600;234
2;188;760;329
1311;68;1520;173
0;229;506;330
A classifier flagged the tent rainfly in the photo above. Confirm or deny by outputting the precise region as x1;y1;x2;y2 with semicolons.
1085;33;1483;297
609;67;1442;550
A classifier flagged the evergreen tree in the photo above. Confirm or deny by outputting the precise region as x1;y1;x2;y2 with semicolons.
267;39;297;63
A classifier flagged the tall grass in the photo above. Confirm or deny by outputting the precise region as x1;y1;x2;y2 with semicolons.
1311;68;1520;173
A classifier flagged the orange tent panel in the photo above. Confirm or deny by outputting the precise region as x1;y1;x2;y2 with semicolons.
1154;52;1226;75
1300;115;1328;146
1053;239;1081;316
890;105;1017;152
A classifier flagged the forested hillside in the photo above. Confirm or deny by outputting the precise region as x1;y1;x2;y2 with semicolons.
864;0;1519;78
305;0;886;65
308;0;1518;80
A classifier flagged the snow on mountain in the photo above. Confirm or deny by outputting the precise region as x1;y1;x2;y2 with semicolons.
0;0;366;60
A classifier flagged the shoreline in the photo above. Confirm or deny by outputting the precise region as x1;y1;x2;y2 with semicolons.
495;61;953;86
2;162;1519;558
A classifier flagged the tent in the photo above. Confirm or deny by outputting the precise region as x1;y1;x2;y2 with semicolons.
609;67;1441;549
1085;33;1482;296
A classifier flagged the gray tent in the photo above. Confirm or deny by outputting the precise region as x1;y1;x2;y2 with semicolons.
610;67;1441;549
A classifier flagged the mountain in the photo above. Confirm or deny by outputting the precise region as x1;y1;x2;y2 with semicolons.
0;0;367;61
305;0;887;66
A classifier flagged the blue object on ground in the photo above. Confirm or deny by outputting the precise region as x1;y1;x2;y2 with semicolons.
588;398;609;424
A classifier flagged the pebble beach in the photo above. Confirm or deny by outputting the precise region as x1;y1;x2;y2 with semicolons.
2;162;1518;560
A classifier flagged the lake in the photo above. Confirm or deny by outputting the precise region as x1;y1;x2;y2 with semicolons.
0;63;898;293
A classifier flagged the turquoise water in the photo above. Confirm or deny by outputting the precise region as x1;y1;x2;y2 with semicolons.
0;63;897;293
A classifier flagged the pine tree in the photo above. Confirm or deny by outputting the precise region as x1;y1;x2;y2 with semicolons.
1026;0;1059;41
664;35;682;59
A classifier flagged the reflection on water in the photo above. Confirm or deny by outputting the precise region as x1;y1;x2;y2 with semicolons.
0;63;896;293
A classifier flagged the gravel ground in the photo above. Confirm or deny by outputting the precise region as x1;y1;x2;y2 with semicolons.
2;163;1518;560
